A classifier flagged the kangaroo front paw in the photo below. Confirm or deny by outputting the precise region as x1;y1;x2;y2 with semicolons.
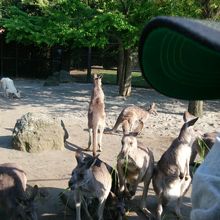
98;144;102;152
141;207;154;219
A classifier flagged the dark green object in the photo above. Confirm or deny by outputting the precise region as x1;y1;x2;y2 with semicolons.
139;16;220;100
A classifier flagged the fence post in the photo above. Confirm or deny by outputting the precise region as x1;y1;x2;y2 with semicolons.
0;35;3;77
87;47;92;82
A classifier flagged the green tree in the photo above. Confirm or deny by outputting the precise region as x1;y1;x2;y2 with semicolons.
187;0;220;117
83;0;203;96
1;0;220;96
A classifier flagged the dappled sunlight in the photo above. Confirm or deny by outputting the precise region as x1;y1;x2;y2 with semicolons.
1;79;219;135
0;79;219;220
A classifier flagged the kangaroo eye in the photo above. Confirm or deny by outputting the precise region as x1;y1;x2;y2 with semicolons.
130;142;132;145
79;173;84;179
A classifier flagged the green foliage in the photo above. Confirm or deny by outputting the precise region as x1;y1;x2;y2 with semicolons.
1;0;220;48
197;138;210;160
192;137;210;174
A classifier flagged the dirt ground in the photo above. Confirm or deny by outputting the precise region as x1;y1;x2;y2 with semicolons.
0;79;219;220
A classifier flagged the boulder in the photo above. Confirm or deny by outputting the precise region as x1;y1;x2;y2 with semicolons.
12;112;69;153
43;70;73;86
43;74;60;86
59;70;73;83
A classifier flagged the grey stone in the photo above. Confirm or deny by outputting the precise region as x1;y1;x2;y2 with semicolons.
59;70;73;83
43;75;59;86
12;112;69;153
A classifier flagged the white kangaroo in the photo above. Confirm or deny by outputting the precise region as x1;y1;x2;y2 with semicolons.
0;77;21;98
0;163;38;220
117;128;154;217
152;112;198;220
87;74;106;156
68;151;112;220
112;103;157;134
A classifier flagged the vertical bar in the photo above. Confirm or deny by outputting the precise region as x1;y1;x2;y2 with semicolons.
0;34;3;77
87;47;92;82
15;43;18;77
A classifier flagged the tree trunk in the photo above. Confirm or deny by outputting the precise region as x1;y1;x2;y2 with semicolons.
87;47;92;82
188;101;203;117
118;48;132;97
60;48;71;71
117;43;124;85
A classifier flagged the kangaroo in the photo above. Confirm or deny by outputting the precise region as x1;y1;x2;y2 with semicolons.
152;112;198;220
0;163;38;220
190;131;218;165
87;74;106;156
62;152;124;220
111;103;157;134
68;151;112;220
117;128;154;217
0;77;21;98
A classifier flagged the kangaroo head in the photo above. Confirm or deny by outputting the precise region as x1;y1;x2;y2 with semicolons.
178;112;199;144
120;133;138;157
69;151;99;190
15;185;38;220
93;74;103;87
148;103;157;116
15;90;21;98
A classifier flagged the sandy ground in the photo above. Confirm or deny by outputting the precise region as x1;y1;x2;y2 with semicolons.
0;79;219;220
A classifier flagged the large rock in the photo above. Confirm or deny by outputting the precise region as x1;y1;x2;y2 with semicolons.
43;74;60;86
12;112;69;153
43;70;73;86
59;70;73;83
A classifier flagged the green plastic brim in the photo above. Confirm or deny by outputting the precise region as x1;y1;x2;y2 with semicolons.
139;17;220;100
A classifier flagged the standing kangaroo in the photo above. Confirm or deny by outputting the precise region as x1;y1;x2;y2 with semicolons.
87;74;106;156
111;103;157;134
0;163;38;220
117;129;154;217
153;112;198;220
68;151;112;220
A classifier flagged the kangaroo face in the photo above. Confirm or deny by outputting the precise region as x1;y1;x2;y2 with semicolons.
69;152;96;191
120;135;138;158
69;166;91;190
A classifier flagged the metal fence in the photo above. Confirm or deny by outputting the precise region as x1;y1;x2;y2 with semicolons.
0;34;134;80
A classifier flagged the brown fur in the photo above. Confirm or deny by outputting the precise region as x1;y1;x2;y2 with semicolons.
152;112;198;220
69;151;112;220
117;132;154;218
87;74;106;156
0;163;38;220
112;103;157;134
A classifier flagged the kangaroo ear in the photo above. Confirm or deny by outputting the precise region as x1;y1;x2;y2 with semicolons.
150;102;155;109
85;158;96;169
98;74;103;79
149;103;157;115
186;117;199;127
75;150;84;164
85;154;100;169
183;111;195;122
